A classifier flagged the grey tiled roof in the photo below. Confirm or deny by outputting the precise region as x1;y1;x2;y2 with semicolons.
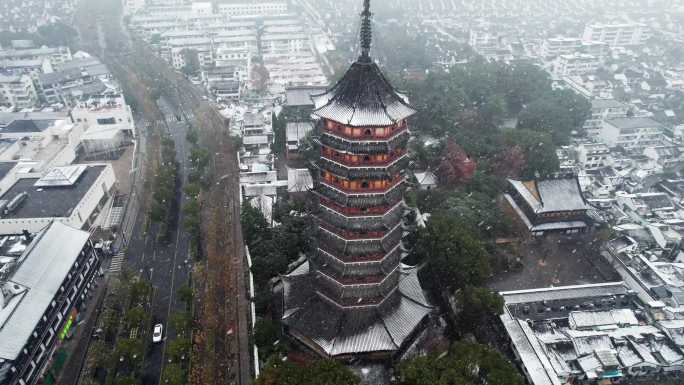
282;263;431;357
312;61;416;127
509;177;590;213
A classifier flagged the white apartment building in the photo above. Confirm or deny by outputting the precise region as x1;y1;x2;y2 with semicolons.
541;37;582;58
583;98;629;137
582;22;650;47
576;142;613;170
0;74;38;110
552;53;600;77
0;46;72;68
260;33;310;56
468;29;501;51
123;0;146;15
216;0;287;17
599;117;665;151
167;37;213;69
71;94;136;135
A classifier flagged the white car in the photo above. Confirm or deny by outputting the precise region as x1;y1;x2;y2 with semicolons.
152;324;163;343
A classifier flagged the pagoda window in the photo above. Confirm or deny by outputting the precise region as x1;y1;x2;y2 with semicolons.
364;129;372;136
361;181;369;189
364;155;370;161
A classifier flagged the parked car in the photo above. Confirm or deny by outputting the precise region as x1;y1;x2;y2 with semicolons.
152;324;163;343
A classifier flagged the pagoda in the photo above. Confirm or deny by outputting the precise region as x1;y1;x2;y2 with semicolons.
281;0;432;359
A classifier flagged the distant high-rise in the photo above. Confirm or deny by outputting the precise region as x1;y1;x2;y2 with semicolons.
281;0;431;359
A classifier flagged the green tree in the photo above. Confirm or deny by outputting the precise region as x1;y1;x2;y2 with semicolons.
517;89;590;145
114;375;138;385
240;202;270;246
161;363;186;385
397;342;524;385
180;49;200;75
167;337;191;362
504;129;560;179
414;214;491;292
254;359;359;385
124;306;149;329
37;22;78;47
170;311;191;335
177;284;193;305
455;286;504;335
254;319;280;358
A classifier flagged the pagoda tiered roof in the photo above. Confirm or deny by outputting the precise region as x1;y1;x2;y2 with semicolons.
312;61;416;127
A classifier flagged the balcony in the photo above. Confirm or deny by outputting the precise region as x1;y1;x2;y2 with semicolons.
319;173;405;194
318;220;389;240
313;245;402;278
321;147;407;167
318;158;406;181
316;242;401;264
318;196;402;217
317;222;403;256
314;267;401;304
320;131;409;154
313;183;405;209
323;119;408;141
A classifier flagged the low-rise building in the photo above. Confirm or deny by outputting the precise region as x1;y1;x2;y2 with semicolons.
37;57;112;106
582;22;650;47
500;282;684;385
576;143;612;170
0;46;72;69
599;117;665;151
553;54;600;77
0;222;101;385
504;176;592;236
216;0;287;17
0;164;116;233
285;122;313;160
541;37;582;59
583;99;629;137
0;74;38;110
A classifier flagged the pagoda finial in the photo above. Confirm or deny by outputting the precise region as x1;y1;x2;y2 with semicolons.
359;0;372;62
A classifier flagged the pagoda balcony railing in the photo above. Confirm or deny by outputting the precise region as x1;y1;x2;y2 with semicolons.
316;291;386;308
318;196;403;217
321;147;408;167
316;264;399;289
318;219;402;241
313;245;401;277
320;131;409;154
316;211;389;232
316;200;403;232
313;183;405;209
318;176;405;195
317;156;408;180
318;223;403;256
315;266;400;302
322;121;409;142
318;244;401;265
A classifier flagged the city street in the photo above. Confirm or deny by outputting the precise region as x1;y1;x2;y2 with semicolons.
122;96;192;384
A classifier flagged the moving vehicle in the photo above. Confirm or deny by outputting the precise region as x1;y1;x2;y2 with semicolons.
152;323;163;343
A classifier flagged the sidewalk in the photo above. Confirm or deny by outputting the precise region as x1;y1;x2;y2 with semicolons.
56;276;109;385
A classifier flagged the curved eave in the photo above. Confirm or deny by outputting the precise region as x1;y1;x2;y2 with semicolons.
313;101;416;127
310;61;417;127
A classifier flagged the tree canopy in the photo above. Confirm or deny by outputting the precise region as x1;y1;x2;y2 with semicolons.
414;213;491;292
397;342;524;385
254;359;359;385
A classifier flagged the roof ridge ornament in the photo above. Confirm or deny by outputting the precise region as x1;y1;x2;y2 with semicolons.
359;0;372;62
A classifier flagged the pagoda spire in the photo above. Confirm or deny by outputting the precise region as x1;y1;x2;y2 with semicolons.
359;0;372;62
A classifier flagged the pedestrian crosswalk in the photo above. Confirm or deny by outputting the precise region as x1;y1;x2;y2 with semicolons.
109;252;125;274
